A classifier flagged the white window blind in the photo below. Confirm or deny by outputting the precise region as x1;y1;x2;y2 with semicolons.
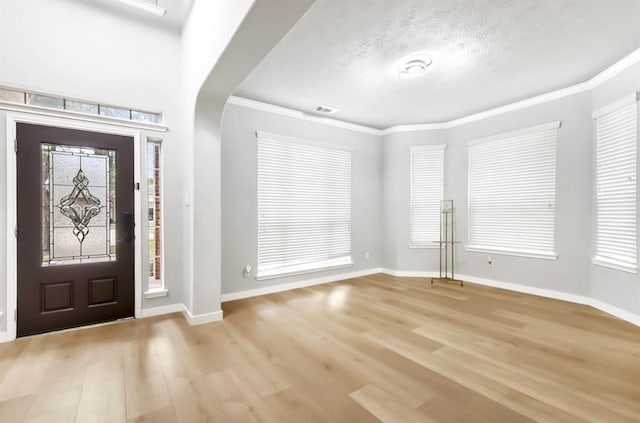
593;98;638;272
257;132;352;279
467;122;559;258
410;145;446;246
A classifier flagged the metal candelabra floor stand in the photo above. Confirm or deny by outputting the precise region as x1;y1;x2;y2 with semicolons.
431;200;463;287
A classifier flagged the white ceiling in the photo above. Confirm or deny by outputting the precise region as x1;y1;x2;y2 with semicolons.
235;0;640;129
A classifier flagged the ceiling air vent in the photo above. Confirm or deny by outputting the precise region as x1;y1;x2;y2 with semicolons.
312;105;339;114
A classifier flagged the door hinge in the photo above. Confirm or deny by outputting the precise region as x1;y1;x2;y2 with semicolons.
14;226;18;238
135;182;140;191
14;310;17;322
14;138;17;153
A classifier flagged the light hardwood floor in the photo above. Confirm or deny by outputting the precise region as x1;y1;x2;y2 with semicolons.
0;273;639;422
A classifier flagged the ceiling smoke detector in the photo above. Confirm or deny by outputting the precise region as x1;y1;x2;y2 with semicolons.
313;105;339;114
398;55;433;78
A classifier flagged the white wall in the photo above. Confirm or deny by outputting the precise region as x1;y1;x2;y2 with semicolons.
181;0;315;317
180;0;257;316
383;92;593;297
220;103;383;296
0;0;187;332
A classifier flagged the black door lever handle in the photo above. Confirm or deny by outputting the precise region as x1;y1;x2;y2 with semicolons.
117;212;134;243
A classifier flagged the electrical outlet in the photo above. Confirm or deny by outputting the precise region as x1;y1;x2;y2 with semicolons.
487;256;494;268
365;251;370;260
243;265;252;277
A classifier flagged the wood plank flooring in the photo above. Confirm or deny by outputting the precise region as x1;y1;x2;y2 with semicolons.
0;273;639;422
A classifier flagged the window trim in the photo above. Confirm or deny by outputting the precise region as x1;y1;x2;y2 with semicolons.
255;259;353;281
466;121;561;147
145;138;166;297
465;245;558;260
0;85;167;132
255;131;355;152
592;257;638;274
408;244;440;249
591;92;639;119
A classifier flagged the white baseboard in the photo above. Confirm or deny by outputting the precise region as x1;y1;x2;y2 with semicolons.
377;269;640;327
221;267;384;302
138;303;184;319
455;273;590;305
588;298;640;327
457;273;640;327
140;302;224;326
0;303;223;343
182;307;224;326
2;271;636;343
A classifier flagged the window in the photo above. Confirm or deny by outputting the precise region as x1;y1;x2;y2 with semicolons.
593;95;638;272
257;132;352;279
410;145;446;246
0;86;162;124
147;140;164;292
467;122;559;258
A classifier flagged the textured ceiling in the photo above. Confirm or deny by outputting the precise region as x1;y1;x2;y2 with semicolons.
235;0;640;129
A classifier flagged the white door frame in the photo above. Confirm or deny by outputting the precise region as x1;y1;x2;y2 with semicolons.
4;112;143;341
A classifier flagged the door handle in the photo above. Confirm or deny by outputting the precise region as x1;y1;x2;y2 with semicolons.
117;212;134;243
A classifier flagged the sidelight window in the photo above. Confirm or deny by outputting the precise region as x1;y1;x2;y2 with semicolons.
147;140;164;290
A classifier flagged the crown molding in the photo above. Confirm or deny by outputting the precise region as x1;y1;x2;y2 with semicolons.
226;96;384;136
228;47;640;136
383;82;590;135
590;47;640;88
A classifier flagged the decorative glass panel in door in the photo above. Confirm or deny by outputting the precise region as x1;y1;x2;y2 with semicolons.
42;144;117;265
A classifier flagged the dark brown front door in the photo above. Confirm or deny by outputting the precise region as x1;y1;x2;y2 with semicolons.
16;123;134;337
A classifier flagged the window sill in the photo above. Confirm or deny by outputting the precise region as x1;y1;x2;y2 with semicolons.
256;260;353;281
408;244;439;249
592;257;638;274
465;246;558;260
144;288;169;299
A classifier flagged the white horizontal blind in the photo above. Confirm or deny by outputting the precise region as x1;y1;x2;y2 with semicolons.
594;101;637;269
410;145;445;245
467;125;558;256
257;135;352;279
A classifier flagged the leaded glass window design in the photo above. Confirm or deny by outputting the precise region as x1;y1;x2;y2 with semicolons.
42;144;117;266
147;141;163;289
